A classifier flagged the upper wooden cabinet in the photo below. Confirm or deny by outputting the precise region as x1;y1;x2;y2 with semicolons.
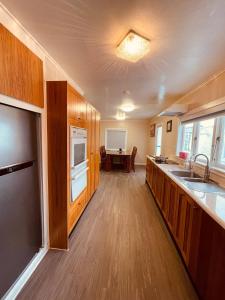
0;24;44;107
67;85;86;123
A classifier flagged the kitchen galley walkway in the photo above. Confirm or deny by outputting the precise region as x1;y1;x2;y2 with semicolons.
18;167;198;300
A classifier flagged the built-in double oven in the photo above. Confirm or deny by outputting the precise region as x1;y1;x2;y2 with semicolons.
70;126;88;202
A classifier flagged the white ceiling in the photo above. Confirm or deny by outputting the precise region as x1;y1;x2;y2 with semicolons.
2;0;225;119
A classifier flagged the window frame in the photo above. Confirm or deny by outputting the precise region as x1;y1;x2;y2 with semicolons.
178;116;225;170
180;122;195;155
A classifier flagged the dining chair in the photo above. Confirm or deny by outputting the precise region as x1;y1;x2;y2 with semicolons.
100;145;107;170
131;146;137;172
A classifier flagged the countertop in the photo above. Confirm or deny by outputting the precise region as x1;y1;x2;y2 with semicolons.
147;155;225;231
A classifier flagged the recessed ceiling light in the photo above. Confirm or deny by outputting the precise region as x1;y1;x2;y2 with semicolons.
116;30;150;63
116;111;126;120
120;103;135;112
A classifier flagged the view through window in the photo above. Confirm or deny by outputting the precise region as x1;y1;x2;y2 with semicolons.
155;125;162;156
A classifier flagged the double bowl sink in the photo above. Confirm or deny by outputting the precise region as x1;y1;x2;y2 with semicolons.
170;170;225;194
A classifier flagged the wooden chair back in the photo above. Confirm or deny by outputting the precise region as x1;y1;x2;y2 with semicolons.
100;145;106;159
131;146;137;171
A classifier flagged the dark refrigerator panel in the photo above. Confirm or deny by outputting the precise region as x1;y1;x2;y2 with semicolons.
0;104;42;298
0;104;38;166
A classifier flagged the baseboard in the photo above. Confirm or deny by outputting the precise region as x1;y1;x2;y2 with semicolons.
3;247;48;300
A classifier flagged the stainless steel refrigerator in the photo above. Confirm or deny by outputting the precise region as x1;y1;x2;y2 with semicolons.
0;104;42;298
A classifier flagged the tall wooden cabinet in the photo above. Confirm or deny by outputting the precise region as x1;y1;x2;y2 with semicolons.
47;81;100;250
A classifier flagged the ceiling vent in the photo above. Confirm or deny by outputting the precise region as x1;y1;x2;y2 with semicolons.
159;104;188;117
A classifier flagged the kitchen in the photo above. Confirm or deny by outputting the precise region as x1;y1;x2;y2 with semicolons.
1;1;225;299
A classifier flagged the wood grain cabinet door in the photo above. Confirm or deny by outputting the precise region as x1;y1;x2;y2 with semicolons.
149;160;154;188
0;24;44;107
175;188;202;275
195;212;225;300
94;111;100;189
67;84;76;119
167;179;177;233
151;165;157;196
90;108;96;196
155;169;164;207
77;96;86;121
161;175;171;219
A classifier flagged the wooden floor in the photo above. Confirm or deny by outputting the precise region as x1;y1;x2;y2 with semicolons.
18;167;198;300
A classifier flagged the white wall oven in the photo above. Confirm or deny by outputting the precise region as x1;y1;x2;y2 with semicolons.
70;126;88;202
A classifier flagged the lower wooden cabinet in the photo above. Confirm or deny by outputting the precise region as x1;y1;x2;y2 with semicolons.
166;177;177;233
146;157;225;300
174;187;202;280
155;168;164;207
195;212;225;300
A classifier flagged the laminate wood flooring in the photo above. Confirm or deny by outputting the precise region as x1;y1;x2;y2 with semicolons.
18;167;198;300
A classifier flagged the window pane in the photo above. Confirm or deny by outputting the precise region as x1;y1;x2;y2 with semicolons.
182;123;193;153
155;126;162;156
106;129;127;150
197;118;214;160
219;117;225;164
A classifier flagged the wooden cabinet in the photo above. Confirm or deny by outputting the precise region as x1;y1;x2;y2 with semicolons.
0;24;44;107
67;85;86;126
90;107;96;197
146;158;164;206
151;164;157;196
47;81;100;249
162;175;177;233
174;187;202;279
195;212;225;300
95;111;100;189
145;157;212;298
155;168;164;207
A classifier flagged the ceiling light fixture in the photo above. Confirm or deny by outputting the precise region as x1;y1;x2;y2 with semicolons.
116;111;126;120
116;30;150;63
120;103;135;112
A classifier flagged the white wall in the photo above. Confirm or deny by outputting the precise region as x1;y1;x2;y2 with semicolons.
100;119;150;165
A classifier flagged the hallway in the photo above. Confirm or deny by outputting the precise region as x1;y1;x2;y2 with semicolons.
18;167;198;300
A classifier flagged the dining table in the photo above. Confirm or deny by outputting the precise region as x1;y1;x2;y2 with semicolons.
105;150;132;172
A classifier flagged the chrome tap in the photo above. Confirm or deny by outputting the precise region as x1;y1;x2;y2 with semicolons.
194;154;210;182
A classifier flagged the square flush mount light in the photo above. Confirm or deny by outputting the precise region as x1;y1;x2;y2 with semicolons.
116;30;150;63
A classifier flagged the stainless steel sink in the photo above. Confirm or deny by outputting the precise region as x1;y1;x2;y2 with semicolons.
183;177;205;183
183;181;225;193
170;170;201;178
170;170;225;193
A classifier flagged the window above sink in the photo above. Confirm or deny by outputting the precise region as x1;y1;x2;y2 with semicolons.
177;115;225;171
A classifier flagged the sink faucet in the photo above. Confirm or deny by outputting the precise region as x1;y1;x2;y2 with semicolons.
194;154;210;182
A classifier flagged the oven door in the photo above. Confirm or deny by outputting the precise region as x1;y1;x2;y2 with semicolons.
71;138;87;168
71;162;88;202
